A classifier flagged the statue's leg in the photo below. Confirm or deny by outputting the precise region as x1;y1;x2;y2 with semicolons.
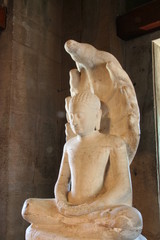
22;198;91;226
22;201;144;240
92;205;143;240
22;198;64;225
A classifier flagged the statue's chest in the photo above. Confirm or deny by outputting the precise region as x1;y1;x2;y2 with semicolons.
68;145;110;170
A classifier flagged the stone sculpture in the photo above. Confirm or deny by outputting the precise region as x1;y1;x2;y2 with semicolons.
22;40;146;240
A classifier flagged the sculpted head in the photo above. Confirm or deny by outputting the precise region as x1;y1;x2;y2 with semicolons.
69;91;102;137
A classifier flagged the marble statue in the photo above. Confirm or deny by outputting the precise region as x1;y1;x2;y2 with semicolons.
22;40;146;240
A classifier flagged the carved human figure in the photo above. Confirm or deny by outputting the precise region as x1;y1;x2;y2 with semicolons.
65;40;140;163
22;92;145;240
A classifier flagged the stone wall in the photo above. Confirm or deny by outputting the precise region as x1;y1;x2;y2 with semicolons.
0;0;63;239
0;1;13;239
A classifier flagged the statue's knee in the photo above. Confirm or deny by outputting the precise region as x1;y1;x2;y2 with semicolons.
21;198;33;218
111;206;143;240
131;207;143;228
114;206;143;232
125;206;143;229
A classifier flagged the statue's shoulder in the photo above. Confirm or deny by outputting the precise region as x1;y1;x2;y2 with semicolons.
64;136;78;150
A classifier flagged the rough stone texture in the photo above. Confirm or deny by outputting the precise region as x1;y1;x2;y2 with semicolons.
0;0;63;239
0;1;13;239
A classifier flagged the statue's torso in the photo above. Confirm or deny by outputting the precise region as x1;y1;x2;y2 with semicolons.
66;133;111;204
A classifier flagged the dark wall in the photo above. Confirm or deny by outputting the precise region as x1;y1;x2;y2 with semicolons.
0;0;63;239
0;1;13;239
125;31;160;239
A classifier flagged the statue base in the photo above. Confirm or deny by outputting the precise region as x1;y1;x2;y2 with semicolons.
26;224;147;240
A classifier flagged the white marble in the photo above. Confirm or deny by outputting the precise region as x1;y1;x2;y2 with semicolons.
22;40;146;240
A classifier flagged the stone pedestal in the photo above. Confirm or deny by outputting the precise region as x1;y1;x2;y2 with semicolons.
26;225;147;240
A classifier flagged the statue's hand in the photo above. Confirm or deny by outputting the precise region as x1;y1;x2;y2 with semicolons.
56;199;90;216
56;199;70;214
56;198;99;217
61;203;91;216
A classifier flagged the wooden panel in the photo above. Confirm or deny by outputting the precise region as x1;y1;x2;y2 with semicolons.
0;6;7;30
116;0;160;40
152;39;160;191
